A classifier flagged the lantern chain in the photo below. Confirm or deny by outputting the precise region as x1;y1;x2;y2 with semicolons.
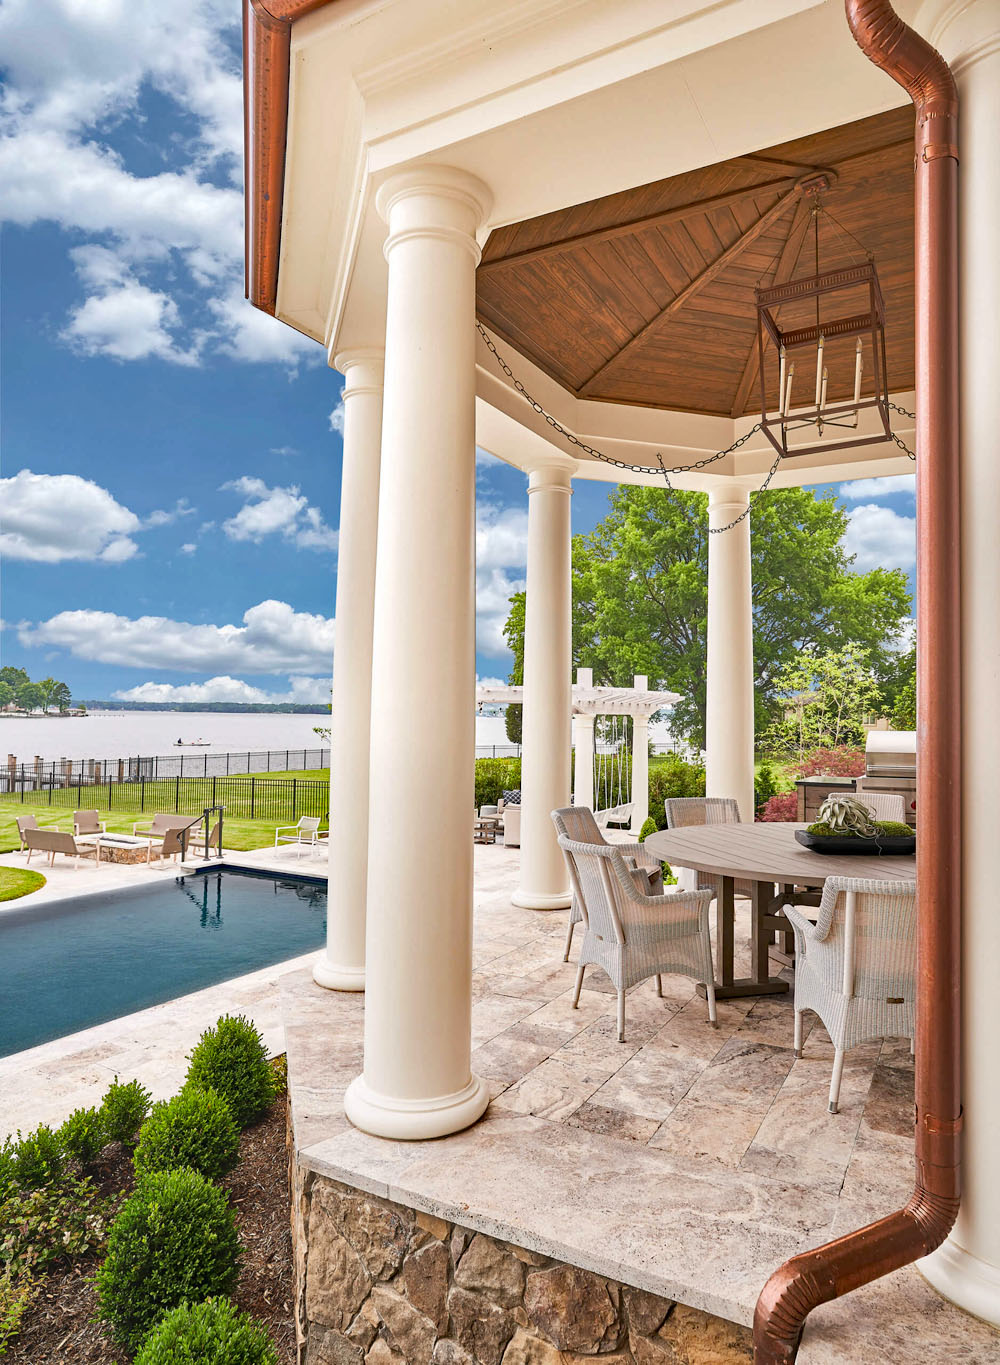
886;401;917;461
476;321;916;521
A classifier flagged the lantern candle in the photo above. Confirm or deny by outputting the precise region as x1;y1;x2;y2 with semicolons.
853;338;863;405
814;335;825;408
783;362;795;416
820;365;828;413
778;346;786;418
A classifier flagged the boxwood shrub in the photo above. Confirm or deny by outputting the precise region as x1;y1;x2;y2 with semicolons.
133;1088;240;1182
184;1016;278;1128
134;1298;278;1365
58;1107;106;1167
101;1077;153;1145
96;1168;240;1348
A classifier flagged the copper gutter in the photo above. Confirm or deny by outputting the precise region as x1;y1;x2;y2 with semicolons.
243;0;338;313
754;4;961;1360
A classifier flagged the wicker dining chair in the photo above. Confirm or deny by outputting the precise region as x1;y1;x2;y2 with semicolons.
855;790;907;823
783;876;916;1113
555;830;717;1041
551;807;664;962
663;796;754;897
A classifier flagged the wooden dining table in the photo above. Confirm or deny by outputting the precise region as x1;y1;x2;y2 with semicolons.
643;822;916;1000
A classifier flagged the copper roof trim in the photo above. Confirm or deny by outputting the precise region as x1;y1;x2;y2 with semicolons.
244;0;338;314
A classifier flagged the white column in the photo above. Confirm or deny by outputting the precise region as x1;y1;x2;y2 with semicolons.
918;0;1000;1323
313;350;383;992
705;483;755;821
344;166;492;1141
573;714;596;811
630;675;650;834
513;461;573;909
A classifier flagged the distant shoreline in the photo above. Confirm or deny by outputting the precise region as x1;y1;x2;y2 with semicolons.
75;702;331;715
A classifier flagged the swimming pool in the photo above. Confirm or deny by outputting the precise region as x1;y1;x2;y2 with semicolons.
0;867;326;1058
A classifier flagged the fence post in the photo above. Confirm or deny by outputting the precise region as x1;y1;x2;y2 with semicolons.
77;771;83;806
212;775;217;808
250;777;257;820
285;749;289;771
226;751;230;776
204;753;208;777
292;778;298;820
175;775;180;813
141;776;146;812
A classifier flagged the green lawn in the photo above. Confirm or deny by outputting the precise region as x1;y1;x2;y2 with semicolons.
0;866;46;901
0;798;326;857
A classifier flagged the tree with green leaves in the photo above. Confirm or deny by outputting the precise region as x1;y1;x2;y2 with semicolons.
15;682;44;713
0;666;29;691
762;645;883;761
502;485;911;747
0;681;14;709
48;680;72;713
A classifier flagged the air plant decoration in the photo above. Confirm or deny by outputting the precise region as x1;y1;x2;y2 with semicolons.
816;794;880;838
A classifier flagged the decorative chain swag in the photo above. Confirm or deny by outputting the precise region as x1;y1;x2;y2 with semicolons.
477;321;917;533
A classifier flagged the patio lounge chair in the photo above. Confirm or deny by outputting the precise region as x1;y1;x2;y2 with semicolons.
15;813;38;851
783;876;916;1113
24;826;98;868
74;810;106;837
275;815;322;850
187;820;222;857
555;830;717;1041
551;806;664;962
148;822;200;866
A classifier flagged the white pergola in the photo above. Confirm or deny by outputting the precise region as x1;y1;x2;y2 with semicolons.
244;0;999;1327
476;669;683;843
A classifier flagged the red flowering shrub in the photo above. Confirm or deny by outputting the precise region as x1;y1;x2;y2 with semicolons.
793;747;865;779
757;793;798;822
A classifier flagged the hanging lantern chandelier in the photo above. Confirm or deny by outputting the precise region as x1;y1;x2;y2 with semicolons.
755;174;891;459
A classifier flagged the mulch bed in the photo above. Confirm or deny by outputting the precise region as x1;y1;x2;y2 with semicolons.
7;1097;295;1364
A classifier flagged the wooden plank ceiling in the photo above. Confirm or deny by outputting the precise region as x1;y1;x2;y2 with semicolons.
477;109;915;418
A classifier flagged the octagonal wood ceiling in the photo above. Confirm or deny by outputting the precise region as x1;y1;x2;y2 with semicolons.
476;108;915;419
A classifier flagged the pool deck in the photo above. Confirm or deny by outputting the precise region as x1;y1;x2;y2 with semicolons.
0;842;327;1138
2;839;998;1361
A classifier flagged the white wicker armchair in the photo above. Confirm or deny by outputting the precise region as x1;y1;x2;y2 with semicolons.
783;876;916;1113
551;807;664;962
555;829;717;1041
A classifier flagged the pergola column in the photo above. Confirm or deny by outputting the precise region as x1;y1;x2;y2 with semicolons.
513;460;573;910
313;348;383;992
344;165;492;1140
630;677;650;834
573;714;596;811
705;483;755;821
919;1;1000;1323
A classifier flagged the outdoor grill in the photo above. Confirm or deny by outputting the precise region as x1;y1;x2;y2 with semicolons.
855;729;917;826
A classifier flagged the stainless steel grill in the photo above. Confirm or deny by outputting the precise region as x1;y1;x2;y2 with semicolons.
855;730;916;826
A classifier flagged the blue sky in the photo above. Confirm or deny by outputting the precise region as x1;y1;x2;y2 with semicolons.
0;2;916;706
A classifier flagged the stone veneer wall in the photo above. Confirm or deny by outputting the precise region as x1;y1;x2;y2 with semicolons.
290;1162;753;1365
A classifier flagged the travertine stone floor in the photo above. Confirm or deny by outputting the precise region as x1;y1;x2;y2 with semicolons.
285;842;1000;1362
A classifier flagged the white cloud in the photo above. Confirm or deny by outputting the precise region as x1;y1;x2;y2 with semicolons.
221;477;338;553
179;543;197;555
839;475;915;500
844;504;916;573
0;470;141;562
270;446;298;457
476;503;528;571
114;674;330;705
0;1;320;370
474;501;529;656
328;397;346;435
62;249;201;365
20;600;335;675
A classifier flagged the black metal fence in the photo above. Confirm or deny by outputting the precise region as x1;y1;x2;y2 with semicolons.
6;772;329;824
0;746;330;793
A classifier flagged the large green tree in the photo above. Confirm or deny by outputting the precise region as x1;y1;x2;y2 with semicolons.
503;485;911;746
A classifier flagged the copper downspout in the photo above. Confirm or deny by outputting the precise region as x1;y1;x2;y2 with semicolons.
754;4;961;1360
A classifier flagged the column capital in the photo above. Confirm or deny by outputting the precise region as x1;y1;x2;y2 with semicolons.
335;348;385;397
707;481;751;511
527;461;574;494
376;166;492;264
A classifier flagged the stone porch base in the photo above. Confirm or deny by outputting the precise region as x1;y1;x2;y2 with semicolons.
289;1157;752;1365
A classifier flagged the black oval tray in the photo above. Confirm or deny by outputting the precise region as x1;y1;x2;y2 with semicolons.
795;829;915;856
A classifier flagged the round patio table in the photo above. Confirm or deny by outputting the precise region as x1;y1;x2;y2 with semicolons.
643;822;916;1000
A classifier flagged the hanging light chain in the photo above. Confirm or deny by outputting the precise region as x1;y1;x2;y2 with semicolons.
887;401;917;460
476;322;917;517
